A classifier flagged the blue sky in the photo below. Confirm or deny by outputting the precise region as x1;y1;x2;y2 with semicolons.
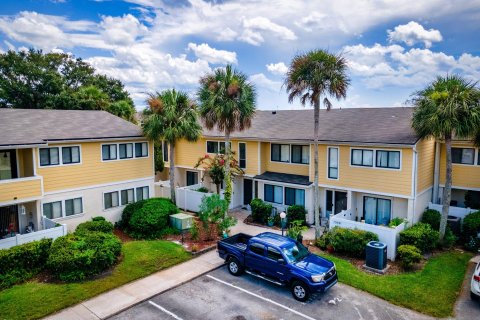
0;0;479;110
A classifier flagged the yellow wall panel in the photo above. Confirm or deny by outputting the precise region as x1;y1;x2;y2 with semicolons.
0;177;42;203
439;142;480;189
416;138;435;193
36;141;154;192
263;142;310;176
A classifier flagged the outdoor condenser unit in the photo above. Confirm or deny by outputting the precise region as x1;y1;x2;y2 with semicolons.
169;213;193;231
365;241;387;270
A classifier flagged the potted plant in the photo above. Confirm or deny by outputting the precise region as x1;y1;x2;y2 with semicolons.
326;243;335;253
286;220;308;242
267;216;274;227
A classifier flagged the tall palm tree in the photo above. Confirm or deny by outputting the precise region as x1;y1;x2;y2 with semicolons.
285;49;350;239
197;65;256;214
143;89;202;203
412;75;480;240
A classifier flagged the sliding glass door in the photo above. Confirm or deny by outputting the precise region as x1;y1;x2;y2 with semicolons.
0;150;17;181
363;196;391;225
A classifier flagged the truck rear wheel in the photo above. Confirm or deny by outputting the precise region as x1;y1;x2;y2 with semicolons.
227;257;243;276
291;281;309;302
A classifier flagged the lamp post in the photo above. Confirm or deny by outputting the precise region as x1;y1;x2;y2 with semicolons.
280;211;286;236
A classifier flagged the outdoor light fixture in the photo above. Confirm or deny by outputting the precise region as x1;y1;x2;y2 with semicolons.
280;211;286;236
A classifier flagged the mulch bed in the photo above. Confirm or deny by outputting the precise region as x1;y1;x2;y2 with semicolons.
243;215;282;230
114;228;134;242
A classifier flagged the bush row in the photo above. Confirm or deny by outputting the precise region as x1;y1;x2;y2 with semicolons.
316;227;378;258
250;199;307;226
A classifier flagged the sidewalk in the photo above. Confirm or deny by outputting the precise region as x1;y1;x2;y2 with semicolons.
45;250;224;320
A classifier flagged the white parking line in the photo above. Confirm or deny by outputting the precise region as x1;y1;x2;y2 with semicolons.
148;301;184;320
206;275;317;320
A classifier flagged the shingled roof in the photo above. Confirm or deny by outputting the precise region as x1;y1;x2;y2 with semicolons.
0;109;143;147
202;107;418;145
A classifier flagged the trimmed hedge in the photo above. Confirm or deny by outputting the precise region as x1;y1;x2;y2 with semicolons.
421;209;441;230
47;233;122;282
326;227;379;258
122;198;179;239
75;218;114;235
0;238;52;289
397;244;422;270
463;211;480;251
399;223;439;253
287;205;307;225
250;198;272;224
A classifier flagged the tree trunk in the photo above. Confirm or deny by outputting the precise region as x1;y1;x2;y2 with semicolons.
314;98;320;239
169;142;176;204
224;130;231;218
216;183;220;194
440;135;452;240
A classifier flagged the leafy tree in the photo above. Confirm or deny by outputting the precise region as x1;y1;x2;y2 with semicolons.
285;49;350;239
142;89;202;203
0;49;136;122
411;75;480;239
194;152;244;194
197;65;256;213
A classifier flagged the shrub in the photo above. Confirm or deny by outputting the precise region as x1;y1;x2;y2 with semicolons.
92;216;106;222
196;187;209;193
250;198;272;224
190;220;200;241
118;200;146;229
75;219;114;235
47;233;121;282
397;245;422;270
463;211;480;251
441;228;457;249
128;198;179;239
287;205;307;225
326;227;379;258
0;238;52;289
286;220;308;240
315;234;329;250
388;217;406;228
421;209;441;230
399;223;439;253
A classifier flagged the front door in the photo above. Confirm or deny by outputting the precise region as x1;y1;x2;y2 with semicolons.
326;190;348;218
243;178;253;205
0;205;19;237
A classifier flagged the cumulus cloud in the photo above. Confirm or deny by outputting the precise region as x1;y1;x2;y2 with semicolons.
266;62;288;76
249;73;282;92
388;21;443;48
100;14;148;46
240;17;296;45
187;43;237;64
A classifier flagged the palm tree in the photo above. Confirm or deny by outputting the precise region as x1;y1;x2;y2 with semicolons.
197;65;256;213
142;89;202;203
285;49;350;239
411;75;480;240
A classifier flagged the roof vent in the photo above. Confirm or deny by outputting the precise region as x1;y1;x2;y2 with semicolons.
272;111;276;115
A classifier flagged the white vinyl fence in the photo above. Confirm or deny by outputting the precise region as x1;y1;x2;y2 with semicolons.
0;218;67;250
154;180;172;199
329;210;406;261
175;183;235;213
428;202;476;220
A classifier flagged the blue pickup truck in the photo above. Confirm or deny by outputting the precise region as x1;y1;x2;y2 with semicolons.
217;232;337;301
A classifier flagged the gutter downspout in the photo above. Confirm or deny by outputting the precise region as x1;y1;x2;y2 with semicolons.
433;141;441;204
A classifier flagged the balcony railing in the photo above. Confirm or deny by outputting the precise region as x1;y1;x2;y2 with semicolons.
0;176;43;205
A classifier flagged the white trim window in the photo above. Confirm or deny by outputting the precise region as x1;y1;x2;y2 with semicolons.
120;188;135;205
65;197;83;216
135;142;148;158
119;143;134;159
291;145;310;164
39;147;60;166
43;201;62;219
43;197;83;219
376;150;400;169
61;146;81;164
239;142;247;169
285;187;305;206
102;144;118;161
351;149;373;167
136;186;149;201
363;196;392;226
271;144;290;163
186;171;198;186
104;191;119;209
206;141;230;154
452;147;475;165
328;147;339;179
264;184;283;204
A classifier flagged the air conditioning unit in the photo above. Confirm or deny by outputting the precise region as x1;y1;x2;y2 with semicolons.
366;241;387;270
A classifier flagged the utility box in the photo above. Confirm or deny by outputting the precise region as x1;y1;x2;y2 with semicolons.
169;213;193;231
366;241;387;270
447;215;461;235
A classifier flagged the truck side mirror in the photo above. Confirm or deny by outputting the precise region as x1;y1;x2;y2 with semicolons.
277;258;285;264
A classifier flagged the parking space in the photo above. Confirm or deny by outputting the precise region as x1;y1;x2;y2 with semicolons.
455;261;480;320
111;266;432;320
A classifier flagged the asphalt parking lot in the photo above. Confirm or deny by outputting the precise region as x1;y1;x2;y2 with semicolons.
110;266;432;320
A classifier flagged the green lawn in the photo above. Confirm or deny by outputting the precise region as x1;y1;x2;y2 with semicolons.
0;240;191;320
319;250;472;317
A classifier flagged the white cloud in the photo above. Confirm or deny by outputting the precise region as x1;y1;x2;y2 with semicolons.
388;21;442;48
294;12;327;32
187;43;237;65
266;62;288;76
241;17;296;45
100;14;148;46
249;73;282;92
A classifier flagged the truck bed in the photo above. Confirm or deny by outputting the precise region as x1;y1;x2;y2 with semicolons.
220;233;251;251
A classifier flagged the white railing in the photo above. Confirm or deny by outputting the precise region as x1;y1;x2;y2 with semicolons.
154;180;172;199
428;202;476;220
329;210;406;261
0;218;67;250
176;183;211;212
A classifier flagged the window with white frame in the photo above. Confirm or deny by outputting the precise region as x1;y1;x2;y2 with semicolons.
186;171;198;186
376;150;400;169
206;141;230;154
452;147;475;165
363;196;391;225
39;147;60;166
65;197;83;216
102;144;117;161
351;149;373;167
264;184;283;204
119;143;134;159
121;188;135;205
285;187;305;206
43;201;62;219
135;142;148;157
104;191;119;209
136;186;149;201
271;144;290;162
291;145;310;164
239;142;246;169
328;147;339;179
62;146;80;164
